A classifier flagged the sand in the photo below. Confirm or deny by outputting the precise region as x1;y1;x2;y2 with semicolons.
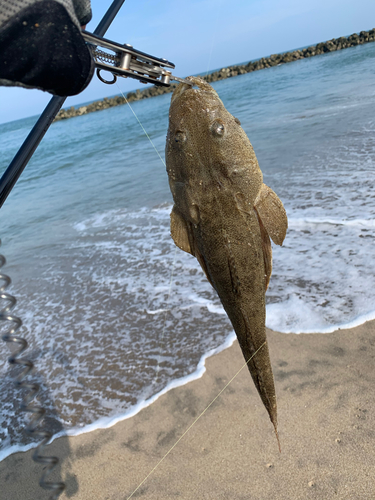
1;320;374;499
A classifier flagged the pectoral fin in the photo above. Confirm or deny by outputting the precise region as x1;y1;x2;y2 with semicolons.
254;184;288;246
170;206;215;289
170;206;193;255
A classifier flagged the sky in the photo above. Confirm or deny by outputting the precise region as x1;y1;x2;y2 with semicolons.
1;0;375;124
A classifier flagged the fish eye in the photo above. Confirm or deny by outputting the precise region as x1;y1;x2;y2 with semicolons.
174;130;186;143
211;120;225;137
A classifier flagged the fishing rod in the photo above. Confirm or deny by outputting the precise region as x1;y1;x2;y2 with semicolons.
0;0;125;209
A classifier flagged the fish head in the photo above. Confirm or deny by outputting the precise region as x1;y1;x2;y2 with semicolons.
166;76;263;213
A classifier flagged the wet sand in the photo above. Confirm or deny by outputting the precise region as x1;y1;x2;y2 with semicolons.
1;320;374;499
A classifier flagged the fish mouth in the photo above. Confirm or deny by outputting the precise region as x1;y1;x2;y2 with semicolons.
171;76;218;104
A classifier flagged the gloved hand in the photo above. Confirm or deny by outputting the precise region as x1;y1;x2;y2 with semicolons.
0;0;95;96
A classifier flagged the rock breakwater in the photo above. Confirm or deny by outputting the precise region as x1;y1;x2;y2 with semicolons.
55;29;375;121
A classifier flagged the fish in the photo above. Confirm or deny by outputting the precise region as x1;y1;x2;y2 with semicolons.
165;76;288;448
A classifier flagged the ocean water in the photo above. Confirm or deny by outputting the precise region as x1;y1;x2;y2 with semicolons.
1;42;375;461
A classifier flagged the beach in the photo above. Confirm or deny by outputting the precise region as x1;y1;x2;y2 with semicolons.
1;319;374;499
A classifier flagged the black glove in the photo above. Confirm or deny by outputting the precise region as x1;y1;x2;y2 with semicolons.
0;0;95;96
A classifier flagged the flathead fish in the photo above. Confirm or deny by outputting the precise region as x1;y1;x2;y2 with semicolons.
165;76;287;447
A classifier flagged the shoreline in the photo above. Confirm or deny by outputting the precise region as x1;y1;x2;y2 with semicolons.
0;332;236;464
2;305;375;464
1;319;374;499
55;28;375;122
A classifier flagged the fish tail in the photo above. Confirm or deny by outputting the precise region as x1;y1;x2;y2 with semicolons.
239;307;279;446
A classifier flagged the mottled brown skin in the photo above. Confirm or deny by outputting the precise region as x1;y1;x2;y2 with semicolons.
165;77;287;448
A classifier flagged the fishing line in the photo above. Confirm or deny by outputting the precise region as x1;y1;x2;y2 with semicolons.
115;82;178;384
115;61;266;499
126;341;267;500
115;83;166;167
